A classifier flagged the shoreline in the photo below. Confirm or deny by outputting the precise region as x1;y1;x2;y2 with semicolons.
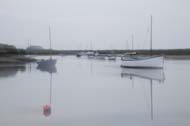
0;54;190;66
0;55;37;66
165;55;190;60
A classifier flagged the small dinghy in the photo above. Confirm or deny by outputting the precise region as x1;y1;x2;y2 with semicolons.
37;58;56;67
37;25;57;67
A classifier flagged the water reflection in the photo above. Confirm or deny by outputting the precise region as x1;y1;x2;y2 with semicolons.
121;68;165;120
42;74;53;117
37;58;57;70
37;64;57;74
0;65;26;78
121;68;165;82
37;64;57;117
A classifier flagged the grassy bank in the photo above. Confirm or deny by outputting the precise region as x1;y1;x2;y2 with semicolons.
0;55;37;67
2;48;190;61
21;49;190;55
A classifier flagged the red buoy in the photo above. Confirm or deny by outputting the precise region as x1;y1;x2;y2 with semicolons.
43;104;51;117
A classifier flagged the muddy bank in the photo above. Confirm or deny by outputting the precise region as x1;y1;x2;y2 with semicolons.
0;55;36;67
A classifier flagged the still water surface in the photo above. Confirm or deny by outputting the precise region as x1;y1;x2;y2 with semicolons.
0;56;190;126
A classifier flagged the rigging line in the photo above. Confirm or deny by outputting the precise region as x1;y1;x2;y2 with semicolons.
126;40;129;50
50;73;52;105
142;27;150;49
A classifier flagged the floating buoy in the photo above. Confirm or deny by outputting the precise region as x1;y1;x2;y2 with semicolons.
43;104;51;117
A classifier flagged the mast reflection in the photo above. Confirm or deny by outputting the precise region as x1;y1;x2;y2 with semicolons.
37;64;57;117
121;68;165;120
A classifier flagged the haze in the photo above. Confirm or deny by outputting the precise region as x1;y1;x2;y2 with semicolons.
0;0;189;50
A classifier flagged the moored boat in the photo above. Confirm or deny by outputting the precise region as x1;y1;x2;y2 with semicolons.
121;55;164;69
120;15;164;69
108;56;116;60
37;26;57;67
37;58;56;67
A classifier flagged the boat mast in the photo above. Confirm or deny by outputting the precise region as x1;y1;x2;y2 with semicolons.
90;40;92;51
150;15;153;55
126;40;128;50
131;34;134;50
27;40;31;55
49;25;52;55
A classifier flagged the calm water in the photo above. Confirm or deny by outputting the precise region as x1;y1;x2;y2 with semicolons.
0;56;190;126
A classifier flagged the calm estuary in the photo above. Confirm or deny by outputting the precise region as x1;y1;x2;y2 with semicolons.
0;56;190;126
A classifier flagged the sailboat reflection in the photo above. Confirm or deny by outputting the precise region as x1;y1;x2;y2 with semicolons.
37;64;57;73
121;68;165;120
121;68;165;82
37;64;57;117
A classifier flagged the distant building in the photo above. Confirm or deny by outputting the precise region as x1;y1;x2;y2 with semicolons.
26;45;44;52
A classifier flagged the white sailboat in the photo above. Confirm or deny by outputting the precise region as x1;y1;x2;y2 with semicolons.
108;56;116;60
121;15;164;69
37;26;56;67
108;51;116;60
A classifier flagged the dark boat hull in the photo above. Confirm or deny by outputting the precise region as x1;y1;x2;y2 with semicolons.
37;59;56;67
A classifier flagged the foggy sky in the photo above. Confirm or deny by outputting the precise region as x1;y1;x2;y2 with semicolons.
0;0;189;50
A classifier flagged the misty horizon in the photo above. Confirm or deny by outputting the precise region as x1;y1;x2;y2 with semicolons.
0;0;189;50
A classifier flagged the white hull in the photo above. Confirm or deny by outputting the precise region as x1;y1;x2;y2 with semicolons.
121;68;165;81
121;56;164;69
95;56;106;60
88;55;95;59
108;56;116;60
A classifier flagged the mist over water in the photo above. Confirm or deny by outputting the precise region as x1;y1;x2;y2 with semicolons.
0;56;190;126
1;0;190;125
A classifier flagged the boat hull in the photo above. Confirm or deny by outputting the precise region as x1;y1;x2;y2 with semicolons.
37;59;57;67
121;56;164;69
108;57;116;60
95;56;106;60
